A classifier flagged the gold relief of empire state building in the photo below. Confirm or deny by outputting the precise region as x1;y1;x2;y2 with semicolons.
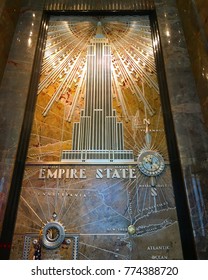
62;22;134;163
9;16;184;260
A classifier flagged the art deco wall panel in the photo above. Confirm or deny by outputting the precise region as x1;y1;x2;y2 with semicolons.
10;14;183;260
44;0;155;11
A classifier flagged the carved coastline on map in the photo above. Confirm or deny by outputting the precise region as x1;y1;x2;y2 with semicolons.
11;165;182;259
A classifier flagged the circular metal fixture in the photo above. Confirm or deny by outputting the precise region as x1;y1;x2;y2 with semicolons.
52;211;57;220
128;225;136;235
137;150;165;177
42;222;65;249
65;239;71;245
32;239;38;245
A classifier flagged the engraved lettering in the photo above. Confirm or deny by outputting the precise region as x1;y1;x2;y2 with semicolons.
121;168;128;178
80;169;86;179
39;168;46;179
112;169;120;179
96;169;103;179
47;169;58;179
129;168;136;179
58;169;65;179
105;168;112;178
70;169;78;179
147;245;170;251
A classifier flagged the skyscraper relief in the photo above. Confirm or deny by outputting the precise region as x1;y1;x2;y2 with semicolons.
62;22;134;162
10;16;184;261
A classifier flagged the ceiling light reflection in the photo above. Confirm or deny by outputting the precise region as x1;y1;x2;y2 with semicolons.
28;38;32;47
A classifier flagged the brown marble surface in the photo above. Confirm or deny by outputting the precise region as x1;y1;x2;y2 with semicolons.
155;0;208;259
0;8;43;233
176;0;208;129
193;0;208;43
0;0;22;83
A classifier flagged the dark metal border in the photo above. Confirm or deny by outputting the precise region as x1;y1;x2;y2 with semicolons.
0;12;50;260
0;9;197;260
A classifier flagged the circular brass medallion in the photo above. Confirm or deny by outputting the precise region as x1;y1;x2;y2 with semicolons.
137;150;165;177
128;225;136;235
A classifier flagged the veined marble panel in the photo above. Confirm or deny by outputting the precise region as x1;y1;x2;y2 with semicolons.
155;0;208;259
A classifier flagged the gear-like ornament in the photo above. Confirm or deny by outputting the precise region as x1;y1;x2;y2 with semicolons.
42;221;65;249
137;150;165;177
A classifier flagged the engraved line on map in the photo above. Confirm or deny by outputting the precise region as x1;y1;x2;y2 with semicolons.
23;172;48;223
135;220;178;237
65;202;106;227
20;195;44;225
98;188;130;221
17;211;43;230
16;221;40;232
100;177;127;192
151;105;162;150
78;251;91;260
33;189;48;223
123;120;144;150
79;241;127;258
58;189;83;222
67;214;121;231
102;201;131;223
22;178;49;223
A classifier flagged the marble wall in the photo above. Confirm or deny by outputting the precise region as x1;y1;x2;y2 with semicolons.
194;0;208;41
155;0;208;259
0;0;44;235
0;0;208;259
0;0;22;83
176;0;208;129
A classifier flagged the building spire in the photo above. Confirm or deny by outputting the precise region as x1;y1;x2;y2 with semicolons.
95;21;105;38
